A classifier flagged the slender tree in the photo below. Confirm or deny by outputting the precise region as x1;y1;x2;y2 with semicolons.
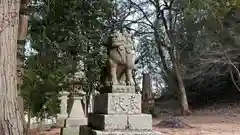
17;0;30;133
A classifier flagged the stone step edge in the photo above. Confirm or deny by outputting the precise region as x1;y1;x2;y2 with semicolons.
80;126;162;135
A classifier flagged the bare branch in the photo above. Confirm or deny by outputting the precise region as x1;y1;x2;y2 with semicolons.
127;0;155;29
123;26;154;36
230;69;240;91
149;0;157;7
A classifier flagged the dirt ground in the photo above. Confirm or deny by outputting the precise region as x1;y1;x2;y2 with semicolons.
35;104;240;135
153;115;240;135
153;103;240;135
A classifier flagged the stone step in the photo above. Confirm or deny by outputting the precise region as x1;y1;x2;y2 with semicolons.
93;93;141;114
65;117;87;127
88;113;152;131
80;126;161;135
61;127;80;135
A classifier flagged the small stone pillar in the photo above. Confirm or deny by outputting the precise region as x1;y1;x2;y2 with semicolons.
88;94;93;113
61;90;87;135
142;73;155;114
57;91;69;127
68;91;86;119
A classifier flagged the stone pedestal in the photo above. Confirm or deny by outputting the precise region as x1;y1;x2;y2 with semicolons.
57;91;69;127
80;86;161;135
61;95;87;135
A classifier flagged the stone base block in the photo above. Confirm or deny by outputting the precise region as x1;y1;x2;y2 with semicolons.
88;114;127;130
100;85;135;93
88;114;152;131
61;127;80;135
80;126;161;135
128;114;152;130
94;93;141;114
65;117;87;127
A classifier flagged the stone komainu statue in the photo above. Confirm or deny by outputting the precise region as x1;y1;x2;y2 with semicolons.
100;30;135;86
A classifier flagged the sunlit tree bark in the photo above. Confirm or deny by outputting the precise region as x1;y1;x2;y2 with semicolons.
0;0;24;135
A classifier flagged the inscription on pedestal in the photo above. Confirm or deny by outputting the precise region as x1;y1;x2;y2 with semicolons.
94;93;141;114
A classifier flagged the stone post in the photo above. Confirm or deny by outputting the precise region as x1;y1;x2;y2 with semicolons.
56;91;69;127
142;73;154;113
61;90;87;135
68;95;86;119
60;91;69;117
88;94;93;113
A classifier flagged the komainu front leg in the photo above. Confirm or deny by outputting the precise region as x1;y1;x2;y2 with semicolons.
126;69;134;86
119;74;126;85
109;60;118;85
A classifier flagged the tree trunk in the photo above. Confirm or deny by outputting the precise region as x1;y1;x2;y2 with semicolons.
0;1;24;135
26;106;31;135
173;52;191;116
17;96;26;134
17;0;30;134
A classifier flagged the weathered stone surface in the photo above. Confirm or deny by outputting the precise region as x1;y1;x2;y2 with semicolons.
88;114;127;130
94;93;141;114
80;126;161;135
127;114;152;130
69;96;85;118
56;117;66;128
88;114;152;131
65;117;87;127
57;91;69;128
59;91;69;116
100;30;135;87
100;85;135;93
61;127;80;135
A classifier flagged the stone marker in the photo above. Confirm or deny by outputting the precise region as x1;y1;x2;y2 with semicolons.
88;94;93;113
61;68;87;135
61;93;87;135
65;94;87;127
142;73;154;114
57;91;69;127
93;93;141;114
80;30;161;135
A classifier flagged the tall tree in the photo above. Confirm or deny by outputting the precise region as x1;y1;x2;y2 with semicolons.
0;0;24;134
